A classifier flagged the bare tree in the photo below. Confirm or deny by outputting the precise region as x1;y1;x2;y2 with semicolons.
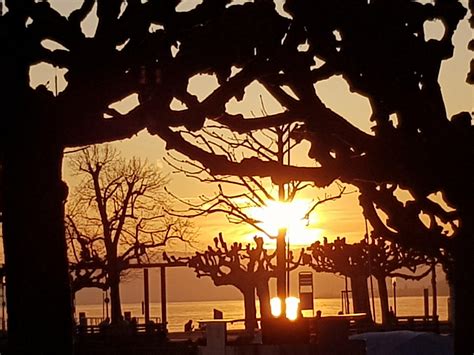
166;123;347;320
167;123;347;239
66;145;194;323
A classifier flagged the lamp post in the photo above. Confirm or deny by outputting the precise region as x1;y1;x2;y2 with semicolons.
392;277;397;316
104;291;110;320
275;125;288;318
143;268;150;324
269;123;297;319
276;227;287;317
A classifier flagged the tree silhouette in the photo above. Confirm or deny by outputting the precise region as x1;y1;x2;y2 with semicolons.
309;237;373;319
166;233;304;332
2;0;471;353
366;236;433;325
1;1;284;352
308;237;433;324
65;145;193;323
166;122;346;316
166;123;346;240
146;1;471;351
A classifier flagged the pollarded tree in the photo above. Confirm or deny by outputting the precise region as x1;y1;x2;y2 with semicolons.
187;234;271;332
367;236;433;325
66;145;194;323
166;233;304;332
309;237;373;319
308;237;432;324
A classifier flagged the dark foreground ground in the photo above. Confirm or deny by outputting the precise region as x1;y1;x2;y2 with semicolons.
0;317;449;354
74;331;366;355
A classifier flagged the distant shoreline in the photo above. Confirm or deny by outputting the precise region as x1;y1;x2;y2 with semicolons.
76;293;449;306
75;296;450;332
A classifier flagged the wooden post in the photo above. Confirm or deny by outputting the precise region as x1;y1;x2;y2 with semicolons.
423;288;429;317
161;267;167;328
104;291;109;319
365;219;376;321
392;277;397;316
277;227;287;317
102;292;105;319
369;276;376;322
431;263;437;318
286;235;290;296
143;268;150;324
345;276;350;313
341;291;344;314
276;127;287;317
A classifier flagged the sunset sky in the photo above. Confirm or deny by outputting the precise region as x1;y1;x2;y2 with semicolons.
21;0;473;301
5;0;468;302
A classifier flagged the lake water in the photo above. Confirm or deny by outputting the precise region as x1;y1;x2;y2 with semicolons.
76;295;449;333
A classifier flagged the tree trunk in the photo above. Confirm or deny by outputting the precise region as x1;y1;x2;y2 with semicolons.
446;275;455;325
2;11;73;353
108;268;123;324
3;142;73;354
376;276;389;325
452;237;474;354
242;287;258;332
256;280;271;320
350;275;372;319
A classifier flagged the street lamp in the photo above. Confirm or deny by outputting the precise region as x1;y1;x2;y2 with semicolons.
103;291;110;320
276;124;290;317
392;277;397;316
270;297;301;321
276;227;287;317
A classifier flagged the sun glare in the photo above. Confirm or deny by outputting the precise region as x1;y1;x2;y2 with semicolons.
247;200;323;247
270;297;301;320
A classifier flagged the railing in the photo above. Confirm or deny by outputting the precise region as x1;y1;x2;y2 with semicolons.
395;315;438;323
76;316;165;335
394;315;439;332
78;317;104;326
77;316;161;325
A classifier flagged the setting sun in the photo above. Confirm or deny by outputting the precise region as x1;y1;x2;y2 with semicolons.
246;200;323;247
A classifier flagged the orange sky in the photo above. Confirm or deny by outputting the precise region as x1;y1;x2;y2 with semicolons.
21;0;472;254
4;0;467;305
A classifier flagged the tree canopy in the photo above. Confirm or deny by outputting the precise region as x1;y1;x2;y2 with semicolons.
309;236;433;323
166;232;304;331
166;122;346;240
1;0;472;353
